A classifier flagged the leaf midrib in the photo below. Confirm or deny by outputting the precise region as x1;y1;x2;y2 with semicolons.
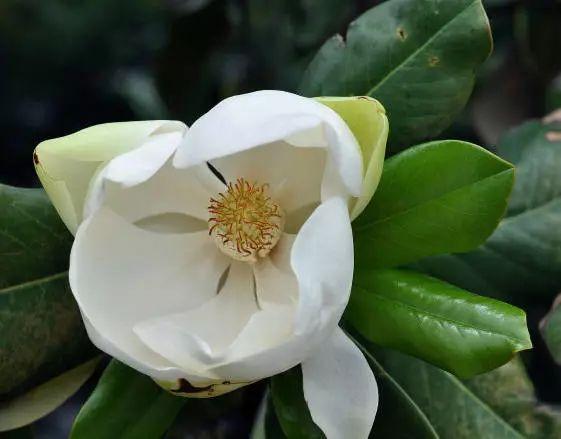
0;271;68;295
352;284;528;347
354;168;513;233
365;0;482;96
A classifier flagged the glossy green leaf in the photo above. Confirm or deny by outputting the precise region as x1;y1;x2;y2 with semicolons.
540;295;561;365
0;185;95;397
375;348;524;438
347;269;531;378
466;356;561;438
270;368;324;439
415;118;561;300
300;0;492;150
353;140;514;269
71;360;186;439
0;358;100;432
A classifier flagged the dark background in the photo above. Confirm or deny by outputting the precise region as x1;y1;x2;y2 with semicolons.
2;0;561;437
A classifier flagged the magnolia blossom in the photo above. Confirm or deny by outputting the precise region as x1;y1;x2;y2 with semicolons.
35;91;388;438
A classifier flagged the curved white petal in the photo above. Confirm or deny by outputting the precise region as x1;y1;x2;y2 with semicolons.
91;162;222;225
35;120;186;234
133;261;258;372
84;127;223;224
69;207;229;381
174;90;363;203
292;197;354;336
302;328;378;439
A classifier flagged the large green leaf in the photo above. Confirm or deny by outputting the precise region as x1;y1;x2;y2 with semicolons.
540;295;561;365
353;140;514;268
374;347;524;438
71;360;186;439
0;358;100;432
300;0;492;150
415;118;561;300
466;356;561;438
347;269;531;378
0;185;95;397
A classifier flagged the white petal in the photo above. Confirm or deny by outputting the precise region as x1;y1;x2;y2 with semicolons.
207;303;299;381
291;197;354;336
174;90;363;200
302;328;378;439
95;162;222;226
69;207;229;381
84;128;224;223
253;234;298;306
133;261;258;371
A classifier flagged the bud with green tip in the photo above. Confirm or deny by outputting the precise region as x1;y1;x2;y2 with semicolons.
316;96;388;220
34;121;186;234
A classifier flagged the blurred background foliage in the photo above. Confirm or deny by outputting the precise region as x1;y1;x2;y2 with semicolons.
2;0;561;437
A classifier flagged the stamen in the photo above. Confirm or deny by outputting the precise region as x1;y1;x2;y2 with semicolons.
208;178;284;262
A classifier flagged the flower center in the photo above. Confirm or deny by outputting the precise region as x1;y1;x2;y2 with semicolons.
208;178;284;262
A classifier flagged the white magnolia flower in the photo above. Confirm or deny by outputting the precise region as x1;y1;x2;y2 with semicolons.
35;90;388;438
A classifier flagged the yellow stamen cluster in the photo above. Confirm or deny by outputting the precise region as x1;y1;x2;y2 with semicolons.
208;178;284;262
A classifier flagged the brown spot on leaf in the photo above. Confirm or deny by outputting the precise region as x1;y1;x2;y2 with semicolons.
428;55;440;67
396;27;407;41
33;152;39;165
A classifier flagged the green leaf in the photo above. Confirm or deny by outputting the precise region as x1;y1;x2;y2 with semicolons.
347;269;531;378
540;295;561;365
353;140;514;268
71;360;186;439
300;0;492;150
346;333;438;439
466;356;561;438
0;358;100;432
374;347;525;438
0;184;95;397
415;118;561;300
270;368;324;439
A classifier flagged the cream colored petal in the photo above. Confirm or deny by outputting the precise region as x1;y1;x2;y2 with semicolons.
69;207;229;381
302;328;378;439
133;261;258;373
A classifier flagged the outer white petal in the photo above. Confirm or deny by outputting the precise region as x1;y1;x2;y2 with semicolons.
83;130;182;219
69;207;229;382
206;197;354;382
292;197;354;335
133;261;258;371
174;90;363;201
35;120;186;234
302;328;378;439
